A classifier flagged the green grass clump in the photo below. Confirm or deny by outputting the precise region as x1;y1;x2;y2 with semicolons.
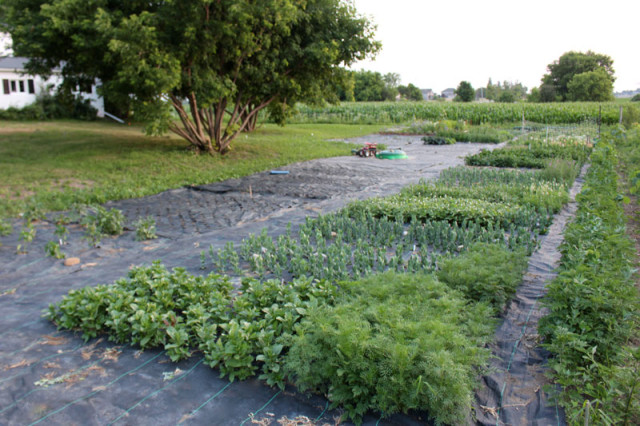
437;243;529;313
0;121;383;219
284;272;495;425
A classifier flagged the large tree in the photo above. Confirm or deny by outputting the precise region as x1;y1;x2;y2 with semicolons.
538;51;615;102
566;68;615;102
352;70;394;102
398;83;422;101
3;0;379;154
454;81;474;102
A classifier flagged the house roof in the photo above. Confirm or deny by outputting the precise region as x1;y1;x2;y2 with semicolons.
0;56;29;71
0;56;61;73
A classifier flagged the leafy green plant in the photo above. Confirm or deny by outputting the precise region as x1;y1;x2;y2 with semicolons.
0;219;12;236
422;135;455;145
538;158;579;186
539;134;640;425
16;223;36;254
134;216;157;241
54;224;69;244
465;141;590;169
284;272;495;425
400;179;569;212
44;241;65;259
47;261;234;362
345;194;551;231
80;205;125;246
199;277;338;385
290;101;623;125
437;243;528;313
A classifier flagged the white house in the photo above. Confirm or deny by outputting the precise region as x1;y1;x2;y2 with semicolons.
441;88;456;100
421;89;434;101
0;56;104;117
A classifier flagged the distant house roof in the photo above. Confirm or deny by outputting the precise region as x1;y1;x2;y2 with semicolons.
0;56;29;71
0;56;61;73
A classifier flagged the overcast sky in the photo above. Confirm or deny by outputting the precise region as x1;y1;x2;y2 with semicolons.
351;0;639;94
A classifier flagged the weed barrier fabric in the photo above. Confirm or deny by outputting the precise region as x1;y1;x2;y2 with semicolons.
473;164;589;426
0;137;498;425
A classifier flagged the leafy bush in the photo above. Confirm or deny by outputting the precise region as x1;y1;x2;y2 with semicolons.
47;261;234;361
0;91;97;121
422;135;455;145
199;277;338;385
631;94;640;102
437;243;528;313
284;272;495;425
81;205;125;245
47;262;338;384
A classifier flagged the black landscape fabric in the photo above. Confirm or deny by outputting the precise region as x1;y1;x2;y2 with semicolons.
0;135;569;425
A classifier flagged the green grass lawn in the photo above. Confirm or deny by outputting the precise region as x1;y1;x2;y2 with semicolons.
0;120;384;219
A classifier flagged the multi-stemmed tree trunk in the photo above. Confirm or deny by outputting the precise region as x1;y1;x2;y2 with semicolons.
168;94;274;155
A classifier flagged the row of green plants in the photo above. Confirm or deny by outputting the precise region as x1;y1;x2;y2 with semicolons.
465;138;592;169
399;178;569;213
539;129;640;425
48;243;528;425
211;212;537;284
422;135;456;145
286;102;621;125
407;120;512;143
46;156;576;424
0;204;156;257
201;165;571;284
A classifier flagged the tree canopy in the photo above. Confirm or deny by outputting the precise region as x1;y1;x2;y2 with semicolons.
566;69;614;102
479;79;527;103
2;0;379;154
454;81;474;102
398;83;422;101
538;51;615;102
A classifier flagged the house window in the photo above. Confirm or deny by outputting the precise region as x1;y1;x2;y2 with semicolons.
10;81;17;92
2;79;9;95
19;81;25;92
28;79;35;94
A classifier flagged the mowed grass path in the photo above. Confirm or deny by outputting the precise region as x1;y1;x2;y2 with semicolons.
0;120;384;218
